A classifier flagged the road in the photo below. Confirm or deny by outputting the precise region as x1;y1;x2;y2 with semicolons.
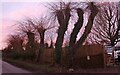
1;60;120;74
1;60;30;73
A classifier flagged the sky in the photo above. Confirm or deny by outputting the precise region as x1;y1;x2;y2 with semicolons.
0;1;86;49
0;0;120;50
1;2;48;50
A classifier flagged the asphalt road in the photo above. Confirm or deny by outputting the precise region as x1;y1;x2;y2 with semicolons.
1;59;120;74
2;60;30;73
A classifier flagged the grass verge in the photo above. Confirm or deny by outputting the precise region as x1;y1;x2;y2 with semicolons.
3;58;56;73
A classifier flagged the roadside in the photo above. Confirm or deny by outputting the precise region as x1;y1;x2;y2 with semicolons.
2;58;120;73
3;58;57;73
2;60;30;73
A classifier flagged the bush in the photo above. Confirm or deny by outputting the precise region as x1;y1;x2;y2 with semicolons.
10;51;21;59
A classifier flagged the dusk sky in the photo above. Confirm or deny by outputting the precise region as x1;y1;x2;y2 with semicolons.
1;2;48;49
0;0;120;50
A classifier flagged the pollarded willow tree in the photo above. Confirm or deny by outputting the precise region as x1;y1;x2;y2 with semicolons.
48;2;72;65
68;2;98;68
17;18;36;60
20;17;55;62
30;17;55;62
48;2;98;67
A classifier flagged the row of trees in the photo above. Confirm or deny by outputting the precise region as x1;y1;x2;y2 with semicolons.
3;2;120;68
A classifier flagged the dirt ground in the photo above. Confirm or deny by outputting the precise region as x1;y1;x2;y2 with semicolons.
69;65;120;73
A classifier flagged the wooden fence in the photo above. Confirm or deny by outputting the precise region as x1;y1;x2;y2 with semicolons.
41;44;105;68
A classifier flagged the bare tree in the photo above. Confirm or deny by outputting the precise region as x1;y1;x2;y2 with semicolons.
68;2;98;68
7;34;24;52
48;2;98;67
5;34;24;59
32;17;55;62
91;2;120;47
17;18;36;60
20;17;55;62
48;2;76;65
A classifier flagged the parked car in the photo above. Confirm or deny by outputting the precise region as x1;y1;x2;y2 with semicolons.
114;46;120;65
118;52;120;62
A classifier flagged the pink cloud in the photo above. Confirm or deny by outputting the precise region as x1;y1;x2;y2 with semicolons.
0;19;16;49
6;4;47;20
0;3;48;49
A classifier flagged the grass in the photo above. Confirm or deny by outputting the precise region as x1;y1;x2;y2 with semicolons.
3;58;57;73
2;58;120;73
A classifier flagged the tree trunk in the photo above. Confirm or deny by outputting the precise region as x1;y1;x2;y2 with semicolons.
68;3;98;68
36;31;45;63
27;32;35;60
68;8;84;68
55;8;71;64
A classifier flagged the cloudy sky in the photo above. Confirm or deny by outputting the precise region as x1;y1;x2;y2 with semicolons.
0;0;120;50
0;2;48;49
